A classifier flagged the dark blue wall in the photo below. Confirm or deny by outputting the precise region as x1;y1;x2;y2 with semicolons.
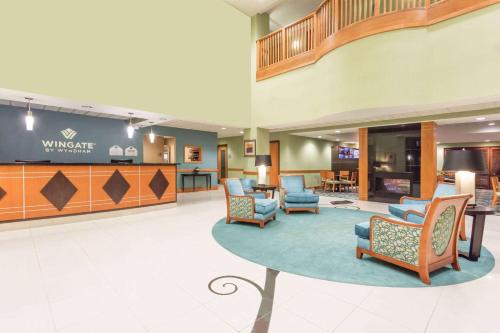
142;126;218;188
0;105;142;163
0;105;218;187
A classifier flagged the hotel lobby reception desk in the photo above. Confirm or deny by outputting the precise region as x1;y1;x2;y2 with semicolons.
0;163;177;222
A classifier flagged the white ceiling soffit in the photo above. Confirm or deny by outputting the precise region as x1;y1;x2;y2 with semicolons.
225;0;323;31
294;128;359;143
159;119;244;138
266;94;500;132
224;0;286;16
291;117;500;145
0;88;243;136
269;0;323;31
436;119;500;144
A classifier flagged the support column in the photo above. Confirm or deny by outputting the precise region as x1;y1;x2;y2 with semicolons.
421;122;437;199
358;128;369;201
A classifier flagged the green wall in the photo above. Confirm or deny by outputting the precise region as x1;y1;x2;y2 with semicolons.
219;134;332;186
270;133;332;186
0;0;251;127
252;4;500;128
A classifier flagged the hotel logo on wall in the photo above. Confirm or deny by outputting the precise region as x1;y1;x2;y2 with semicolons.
42;128;96;154
60;128;78;140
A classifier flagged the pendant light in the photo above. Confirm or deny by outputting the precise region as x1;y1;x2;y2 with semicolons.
127;113;134;139
25;97;34;131
148;122;155;143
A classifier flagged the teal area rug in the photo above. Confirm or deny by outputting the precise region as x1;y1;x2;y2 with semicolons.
212;208;495;287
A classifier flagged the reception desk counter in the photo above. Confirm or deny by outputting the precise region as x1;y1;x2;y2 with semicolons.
0;163;177;222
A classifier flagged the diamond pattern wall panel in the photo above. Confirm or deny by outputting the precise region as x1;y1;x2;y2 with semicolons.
149;169;169;200
40;171;78;211
103;170;130;204
0;187;6;201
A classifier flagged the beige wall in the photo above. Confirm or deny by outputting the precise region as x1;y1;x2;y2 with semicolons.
0;0;251;127
143;135;164;163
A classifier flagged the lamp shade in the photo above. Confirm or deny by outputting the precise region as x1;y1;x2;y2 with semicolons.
442;149;487;172
255;155;272;167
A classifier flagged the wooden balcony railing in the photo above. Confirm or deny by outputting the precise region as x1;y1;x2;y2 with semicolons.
256;0;499;81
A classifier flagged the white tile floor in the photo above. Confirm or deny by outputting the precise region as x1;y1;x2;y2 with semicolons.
1;190;499;333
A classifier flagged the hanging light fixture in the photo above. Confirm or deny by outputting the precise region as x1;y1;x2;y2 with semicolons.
127;113;134;139
149;122;155;143
25;97;34;131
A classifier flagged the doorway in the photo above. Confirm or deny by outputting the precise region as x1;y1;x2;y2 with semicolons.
143;135;176;163
269;141;280;186
217;144;228;183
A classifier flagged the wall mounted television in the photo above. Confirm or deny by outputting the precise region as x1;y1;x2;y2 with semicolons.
338;146;359;159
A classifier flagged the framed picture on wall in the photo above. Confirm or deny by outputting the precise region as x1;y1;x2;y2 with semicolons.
244;140;256;157
184;145;203;163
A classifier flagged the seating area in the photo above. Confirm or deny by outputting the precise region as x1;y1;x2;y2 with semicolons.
223;174;486;285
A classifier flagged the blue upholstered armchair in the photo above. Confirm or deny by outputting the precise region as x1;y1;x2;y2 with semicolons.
355;194;471;285
239;178;266;199
279;175;319;214
223;178;278;228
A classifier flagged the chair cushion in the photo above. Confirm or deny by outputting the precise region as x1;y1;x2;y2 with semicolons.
388;204;425;220
240;178;255;192
357;237;370;250
254;210;276;221
432;183;456;199
226;179;245;196
283;202;319;209
254;199;278;215
285;192;319;203
281;176;305;193
354;221;370;240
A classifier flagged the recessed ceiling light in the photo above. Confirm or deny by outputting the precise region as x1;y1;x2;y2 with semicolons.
476;117;486;121
335;130;341;133
317;136;322;138
436;141;441;144
239;131;244;134
221;127;227;130
336;138;340;141
488;122;495;126
485;139;491;142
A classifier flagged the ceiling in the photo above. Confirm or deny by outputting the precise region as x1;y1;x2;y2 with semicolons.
0;88;244;137
225;0;323;31
224;0;286;16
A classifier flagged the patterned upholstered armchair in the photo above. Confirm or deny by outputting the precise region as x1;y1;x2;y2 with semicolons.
224;178;278;228
388;183;466;240
355;194;471;285
279;175;319;214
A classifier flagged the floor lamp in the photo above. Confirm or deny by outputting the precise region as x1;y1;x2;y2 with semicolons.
255;155;272;185
442;149;487;206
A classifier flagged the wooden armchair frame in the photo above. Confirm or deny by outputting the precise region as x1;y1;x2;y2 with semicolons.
357;194;471;285
491;176;499;209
